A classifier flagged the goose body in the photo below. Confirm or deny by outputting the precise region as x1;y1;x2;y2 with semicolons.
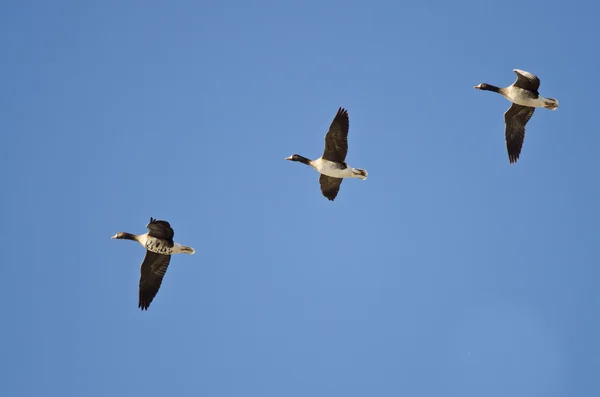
286;107;368;201
112;217;195;310
289;156;367;179
498;85;550;108
475;69;559;164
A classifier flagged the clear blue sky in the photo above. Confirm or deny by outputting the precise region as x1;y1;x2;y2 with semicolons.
2;1;599;396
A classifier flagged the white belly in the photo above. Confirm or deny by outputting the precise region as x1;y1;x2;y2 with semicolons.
320;167;354;178
311;158;354;178
503;87;545;107
145;237;174;255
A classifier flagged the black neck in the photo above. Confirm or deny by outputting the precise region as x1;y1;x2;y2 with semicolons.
480;84;501;93
293;155;312;166
119;232;139;241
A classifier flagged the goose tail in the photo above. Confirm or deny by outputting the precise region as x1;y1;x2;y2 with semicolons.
352;168;368;180
543;98;559;110
175;244;196;255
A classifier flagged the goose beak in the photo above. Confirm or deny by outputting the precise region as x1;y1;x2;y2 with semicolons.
474;84;482;89
111;234;118;239
285;156;293;161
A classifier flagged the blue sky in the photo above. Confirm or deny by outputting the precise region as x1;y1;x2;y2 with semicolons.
2;0;599;396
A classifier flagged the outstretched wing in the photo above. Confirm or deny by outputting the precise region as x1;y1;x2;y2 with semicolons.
138;251;172;310
513;69;540;92
319;174;343;201
322;107;349;163
146;217;174;242
504;104;535;164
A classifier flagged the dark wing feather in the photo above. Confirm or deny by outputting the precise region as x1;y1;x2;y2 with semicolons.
138;251;172;310
513;70;540;92
319;174;343;201
146;217;174;242
322;107;349;163
504;104;535;164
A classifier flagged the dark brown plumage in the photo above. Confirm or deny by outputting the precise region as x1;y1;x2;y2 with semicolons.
285;106;367;201
112;217;195;311
474;69;558;164
319;174;343;201
147;217;174;241
138;251;172;310
322;107;350;163
319;107;349;201
138;218;175;310
512;70;540;92
504;104;535;164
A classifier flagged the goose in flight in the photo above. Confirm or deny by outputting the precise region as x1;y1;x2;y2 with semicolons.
286;107;368;201
112;217;195;310
474;69;559;164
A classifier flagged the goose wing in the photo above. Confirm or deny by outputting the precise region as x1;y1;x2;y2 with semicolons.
504;104;535;164
319;174;343;201
322;107;349;163
513;69;540;92
146;217;174;242
138;251;172;310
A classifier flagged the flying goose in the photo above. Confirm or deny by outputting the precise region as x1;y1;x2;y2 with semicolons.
474;69;559;164
285;107;368;201
111;217;195;310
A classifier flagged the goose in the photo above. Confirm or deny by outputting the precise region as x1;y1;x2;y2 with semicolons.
111;217;195;310
285;107;368;201
474;69;559;164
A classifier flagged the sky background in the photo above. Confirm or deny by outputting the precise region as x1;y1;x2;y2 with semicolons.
1;0;599;396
